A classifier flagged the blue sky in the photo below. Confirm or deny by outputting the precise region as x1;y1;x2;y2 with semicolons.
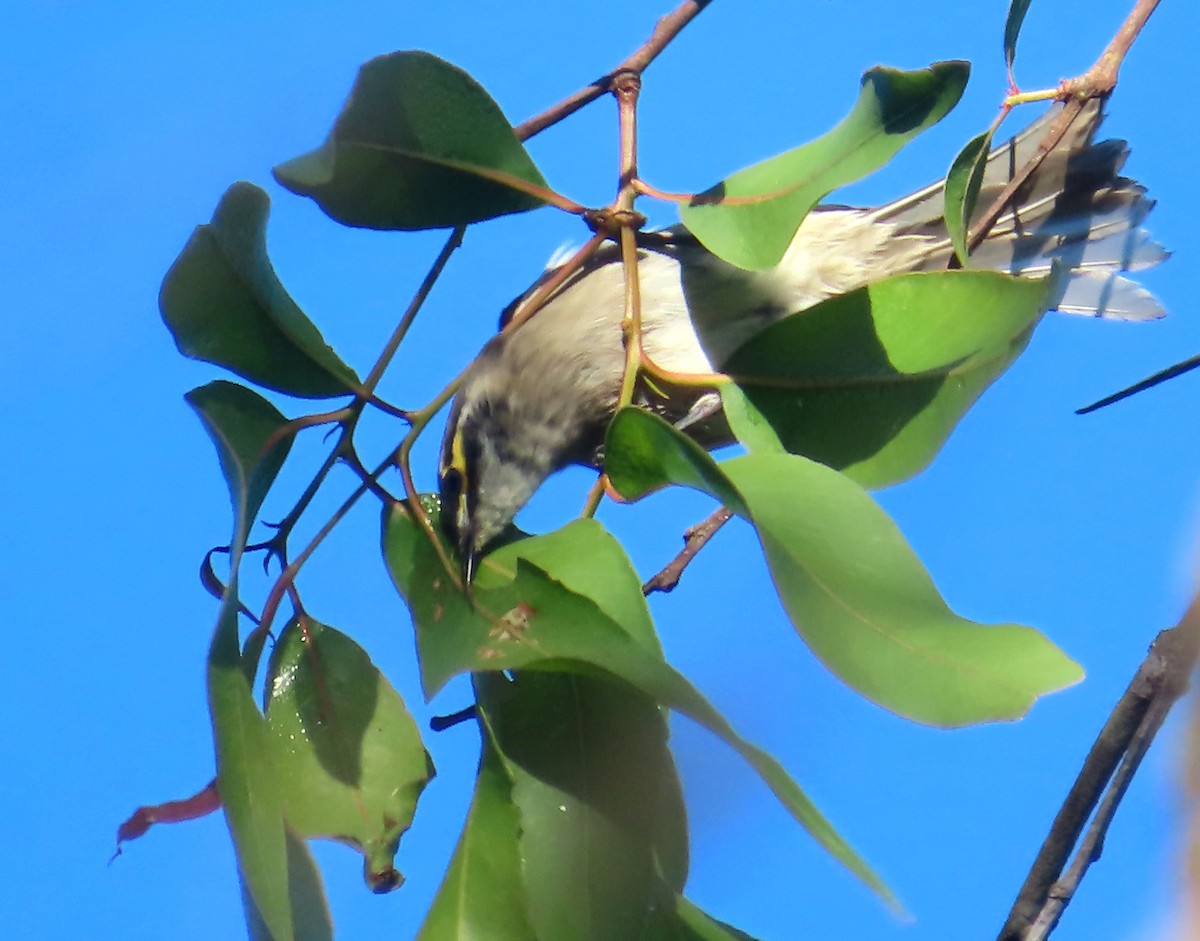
5;1;1200;938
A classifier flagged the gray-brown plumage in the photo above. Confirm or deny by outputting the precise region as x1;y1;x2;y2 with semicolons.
439;100;1167;577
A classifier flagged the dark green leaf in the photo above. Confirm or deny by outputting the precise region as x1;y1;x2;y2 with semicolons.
381;509;894;906
265;618;434;893
1005;0;1034;71
605;410;1084;727
417;743;537;941
476;671;685;941
719;271;1054;488
275;51;549;230
161;183;360;398
186;380;293;548
680;62;969;270
944;130;994;265
242;829;333;941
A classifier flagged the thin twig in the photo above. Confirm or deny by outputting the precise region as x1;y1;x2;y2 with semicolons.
642;507;734;595
996;599;1200;940
1076;354;1200;415
969;0;1160;253
512;0;714;141
363;226;467;392
968;99;1086;253
245;228;468;642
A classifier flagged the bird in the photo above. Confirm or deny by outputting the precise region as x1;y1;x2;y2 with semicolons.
438;98;1167;581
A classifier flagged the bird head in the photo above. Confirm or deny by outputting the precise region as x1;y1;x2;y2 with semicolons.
438;364;573;583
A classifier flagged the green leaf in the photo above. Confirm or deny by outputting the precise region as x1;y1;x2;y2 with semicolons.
417;742;537;941
381;509;895;907
191;381;312;939
264;618;434;892
242;829;333;941
680;62;969;270
719;385;787;456
595;407;749;517
944;130;994;265
719;271;1054;489
161;183;361;398
210;591;295;941
476;671;686;941
605;409;1084;728
186;380;293;548
491;522;662;654
673;899;762;941
1005;0;1034;71
647;897;763;941
275;51;550;230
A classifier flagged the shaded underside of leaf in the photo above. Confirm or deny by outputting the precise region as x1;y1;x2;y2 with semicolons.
275;51;549;229
719;270;1053;488
265;618;434;892
185;379;293;549
161;182;360;398
477;670;686;941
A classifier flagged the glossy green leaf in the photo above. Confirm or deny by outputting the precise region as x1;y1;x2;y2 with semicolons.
680;62;969;270
605;410;1084;727
242;829;333;941
416;743;537;941
275;51;549;230
944;129;994;265
476;671;685;941
186;380;293;548
719;271;1054;489
382;509;894;906
161;183;360;398
265;618;434;892
1005;0;1034;70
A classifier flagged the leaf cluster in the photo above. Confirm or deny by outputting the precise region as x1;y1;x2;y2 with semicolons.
135;8;1090;937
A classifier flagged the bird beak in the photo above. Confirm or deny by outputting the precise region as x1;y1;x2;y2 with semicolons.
460;546;479;586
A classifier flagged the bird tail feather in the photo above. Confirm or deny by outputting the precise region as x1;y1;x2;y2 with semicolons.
874;99;1168;321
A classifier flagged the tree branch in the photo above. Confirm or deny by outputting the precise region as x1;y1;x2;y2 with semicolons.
513;0;714;141
997;597;1200;940
968;0;1160;252
643;507;733;595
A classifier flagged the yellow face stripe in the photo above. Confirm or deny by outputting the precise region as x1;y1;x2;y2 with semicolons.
446;428;467;479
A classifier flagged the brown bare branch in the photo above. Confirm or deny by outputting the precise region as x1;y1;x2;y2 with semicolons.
997;597;1200;940
969;0;1161;252
513;0;714;142
643;507;734;595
